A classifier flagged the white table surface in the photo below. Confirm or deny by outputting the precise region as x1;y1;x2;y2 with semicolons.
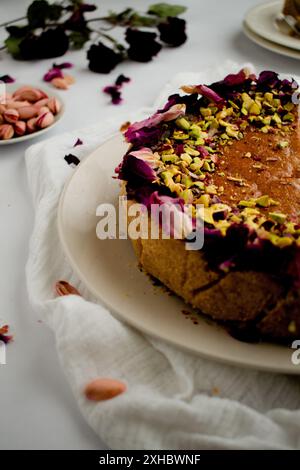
0;0;299;450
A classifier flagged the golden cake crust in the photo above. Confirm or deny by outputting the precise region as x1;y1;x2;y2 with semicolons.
126;197;300;341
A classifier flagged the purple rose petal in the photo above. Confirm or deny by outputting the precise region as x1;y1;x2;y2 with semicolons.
52;62;73;70
0;74;15;84
43;68;64;82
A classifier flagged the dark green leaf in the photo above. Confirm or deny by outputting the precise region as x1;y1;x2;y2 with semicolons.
5;36;22;58
128;14;158;27
148;3;187;18
69;30;90;49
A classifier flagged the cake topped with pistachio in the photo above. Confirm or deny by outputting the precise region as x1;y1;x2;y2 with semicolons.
117;69;300;291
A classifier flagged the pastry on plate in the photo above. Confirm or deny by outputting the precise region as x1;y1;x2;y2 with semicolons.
116;69;300;342
283;0;300;31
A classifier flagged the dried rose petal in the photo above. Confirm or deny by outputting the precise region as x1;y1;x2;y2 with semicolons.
0;75;15;84
0;324;13;344
52;62;73;70
74;138;83;147
115;74;130;87
103;85;122;105
64;154;80;166
43;68;64;82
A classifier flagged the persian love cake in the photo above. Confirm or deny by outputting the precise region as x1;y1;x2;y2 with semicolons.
116;69;300;342
283;0;300;31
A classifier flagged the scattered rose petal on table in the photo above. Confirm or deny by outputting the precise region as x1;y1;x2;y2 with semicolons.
103;74;131;105
0;324;13;344
73;138;83;147
64;153;81;166
0;75;15;84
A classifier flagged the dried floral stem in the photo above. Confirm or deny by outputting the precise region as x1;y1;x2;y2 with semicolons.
0;16;27;28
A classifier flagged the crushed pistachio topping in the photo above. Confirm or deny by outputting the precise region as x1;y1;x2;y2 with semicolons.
151;85;299;246
122;71;299;250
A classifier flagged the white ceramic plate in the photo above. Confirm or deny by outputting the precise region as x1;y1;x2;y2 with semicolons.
243;21;300;60
245;0;300;52
0;83;65;145
58;133;300;374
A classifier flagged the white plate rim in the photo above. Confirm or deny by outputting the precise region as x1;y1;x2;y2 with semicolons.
245;0;300;52
57;133;300;375
0;82;65;145
243;20;300;60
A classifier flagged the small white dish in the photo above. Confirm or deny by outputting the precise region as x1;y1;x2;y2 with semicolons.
58;133;300;375
244;0;300;52
243;20;300;60
0;83;65;146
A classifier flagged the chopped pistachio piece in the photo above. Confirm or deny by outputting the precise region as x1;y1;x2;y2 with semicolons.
176;117;190;130
269;212;287;224
256;195;279;208
277;141;288;149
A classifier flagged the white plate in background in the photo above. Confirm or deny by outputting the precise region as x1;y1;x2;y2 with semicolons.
245;0;300;52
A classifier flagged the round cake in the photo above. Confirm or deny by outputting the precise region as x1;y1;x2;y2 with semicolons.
116;68;300;342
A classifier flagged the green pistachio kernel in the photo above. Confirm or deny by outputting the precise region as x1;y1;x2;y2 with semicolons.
267;234;293;248
277;141;288;149
227;176;245;186
283;113;294;122
193;157;201;164
249;102;261;115
200;107;211;118
256;195;279;208
226;127;239;138
269;212;287;224
190;163;203;172
189;125;201;139
261;125;270;134
173;131;189;140
272;113;281;125
194;138;205;146
238;199;256;208
203;208;214;225
240;121;249;131
262;116;272;126
162;155;179;164
183;145;200;157
175;117;190;131
182;189;193;203
264;92;273;103
272;98;281;108
205;185;217;195
202;161;211;172
242;92;254;110
180;153;193;165
284;102;294;112
181;175;193;189
193;181;205;190
228;100;239;110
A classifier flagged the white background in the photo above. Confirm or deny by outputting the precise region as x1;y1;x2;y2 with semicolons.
0;0;299;450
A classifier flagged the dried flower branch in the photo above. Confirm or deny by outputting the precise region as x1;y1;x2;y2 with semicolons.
1;1;188;73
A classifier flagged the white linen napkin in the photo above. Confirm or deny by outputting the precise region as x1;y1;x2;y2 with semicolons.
26;63;300;450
